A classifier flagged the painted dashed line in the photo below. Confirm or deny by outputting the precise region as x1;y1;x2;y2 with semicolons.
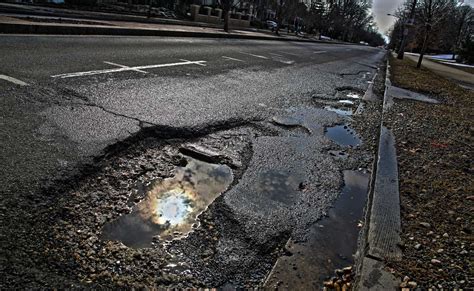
238;51;269;59
103;61;148;74
222;56;245;62
0;74;28;86
51;60;207;78
313;51;327;54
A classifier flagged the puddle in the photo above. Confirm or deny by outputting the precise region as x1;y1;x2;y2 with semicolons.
324;106;353;116
338;100;355;105
101;157;233;248
325;124;361;147
346;93;361;99
264;170;369;289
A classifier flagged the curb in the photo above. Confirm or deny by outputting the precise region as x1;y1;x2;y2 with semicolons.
0;22;347;44
356;56;402;290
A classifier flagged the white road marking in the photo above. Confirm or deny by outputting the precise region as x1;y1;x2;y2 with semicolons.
238;51;269;59
180;59;207;66
313;50;327;54
221;56;245;62
277;51;298;56
51;60;207;78
103;61;148;73
0;74;28;86
269;53;284;57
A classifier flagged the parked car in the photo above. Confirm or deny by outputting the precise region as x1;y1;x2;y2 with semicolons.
266;20;277;30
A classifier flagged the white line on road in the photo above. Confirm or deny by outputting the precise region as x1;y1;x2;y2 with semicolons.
277;51;298;56
238;51;269;59
179;59;207;66
221;56;245;62
269;53;284;57
313;51;327;54
51;60;208;78
0;74;28;86
103;61;148;73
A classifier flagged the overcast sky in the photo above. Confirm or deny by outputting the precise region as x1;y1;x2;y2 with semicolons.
372;0;474;38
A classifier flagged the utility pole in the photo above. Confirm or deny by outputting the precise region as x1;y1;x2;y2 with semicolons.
397;0;417;60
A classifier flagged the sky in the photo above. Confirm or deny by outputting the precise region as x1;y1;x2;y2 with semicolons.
372;0;474;39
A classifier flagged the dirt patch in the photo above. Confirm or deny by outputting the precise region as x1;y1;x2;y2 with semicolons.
385;55;473;289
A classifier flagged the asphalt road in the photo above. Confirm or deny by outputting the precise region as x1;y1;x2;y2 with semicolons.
0;35;385;288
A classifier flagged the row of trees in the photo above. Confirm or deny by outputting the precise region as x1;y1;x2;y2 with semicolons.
389;0;474;64
218;0;385;46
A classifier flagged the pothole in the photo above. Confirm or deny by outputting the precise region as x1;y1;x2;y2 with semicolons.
264;170;369;288
325;124;361;147
101;157;233;248
324;106;353;116
338;100;355;105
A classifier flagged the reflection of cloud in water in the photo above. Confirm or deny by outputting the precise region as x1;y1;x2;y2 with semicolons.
101;157;233;247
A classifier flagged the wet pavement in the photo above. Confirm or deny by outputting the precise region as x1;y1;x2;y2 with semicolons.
0;35;386;288
265;170;369;289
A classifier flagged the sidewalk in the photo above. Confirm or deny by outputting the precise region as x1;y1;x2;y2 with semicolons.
0;3;327;42
405;53;474;90
0;14;328;42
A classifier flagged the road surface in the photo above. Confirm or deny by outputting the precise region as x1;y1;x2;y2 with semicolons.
0;35;385;288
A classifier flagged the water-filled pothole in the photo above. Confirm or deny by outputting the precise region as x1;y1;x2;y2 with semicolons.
264;170;369;288
324;106;353;116
101;157;233;248
338;100;355;105
325;124;361;147
346;92;361;99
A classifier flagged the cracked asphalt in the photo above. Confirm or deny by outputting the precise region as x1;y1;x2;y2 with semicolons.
0;35;386;288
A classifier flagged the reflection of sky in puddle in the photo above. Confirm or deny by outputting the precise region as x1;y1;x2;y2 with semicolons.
325;124;361;147
338;100;355;105
346;93;361;99
324;106;353;116
155;189;192;225
101;158;233;248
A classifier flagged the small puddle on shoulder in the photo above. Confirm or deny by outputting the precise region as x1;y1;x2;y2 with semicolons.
325;124;361;147
338;100;355;105
346;93;361;99
324;106;353;116
101;157;233;248
264;170;369;289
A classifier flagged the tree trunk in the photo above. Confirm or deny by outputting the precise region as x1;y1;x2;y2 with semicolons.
223;9;229;32
417;27;430;69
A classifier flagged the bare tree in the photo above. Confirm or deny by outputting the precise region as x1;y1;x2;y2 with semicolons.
416;0;453;68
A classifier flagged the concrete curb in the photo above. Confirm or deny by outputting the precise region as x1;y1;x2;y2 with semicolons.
356;57;402;290
0;22;347;44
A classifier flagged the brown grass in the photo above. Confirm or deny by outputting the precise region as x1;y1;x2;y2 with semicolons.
385;55;473;287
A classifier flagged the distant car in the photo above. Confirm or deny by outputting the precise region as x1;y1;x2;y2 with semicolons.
266;20;277;30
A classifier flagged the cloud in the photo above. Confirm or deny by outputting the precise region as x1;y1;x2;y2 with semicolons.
372;0;405;35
